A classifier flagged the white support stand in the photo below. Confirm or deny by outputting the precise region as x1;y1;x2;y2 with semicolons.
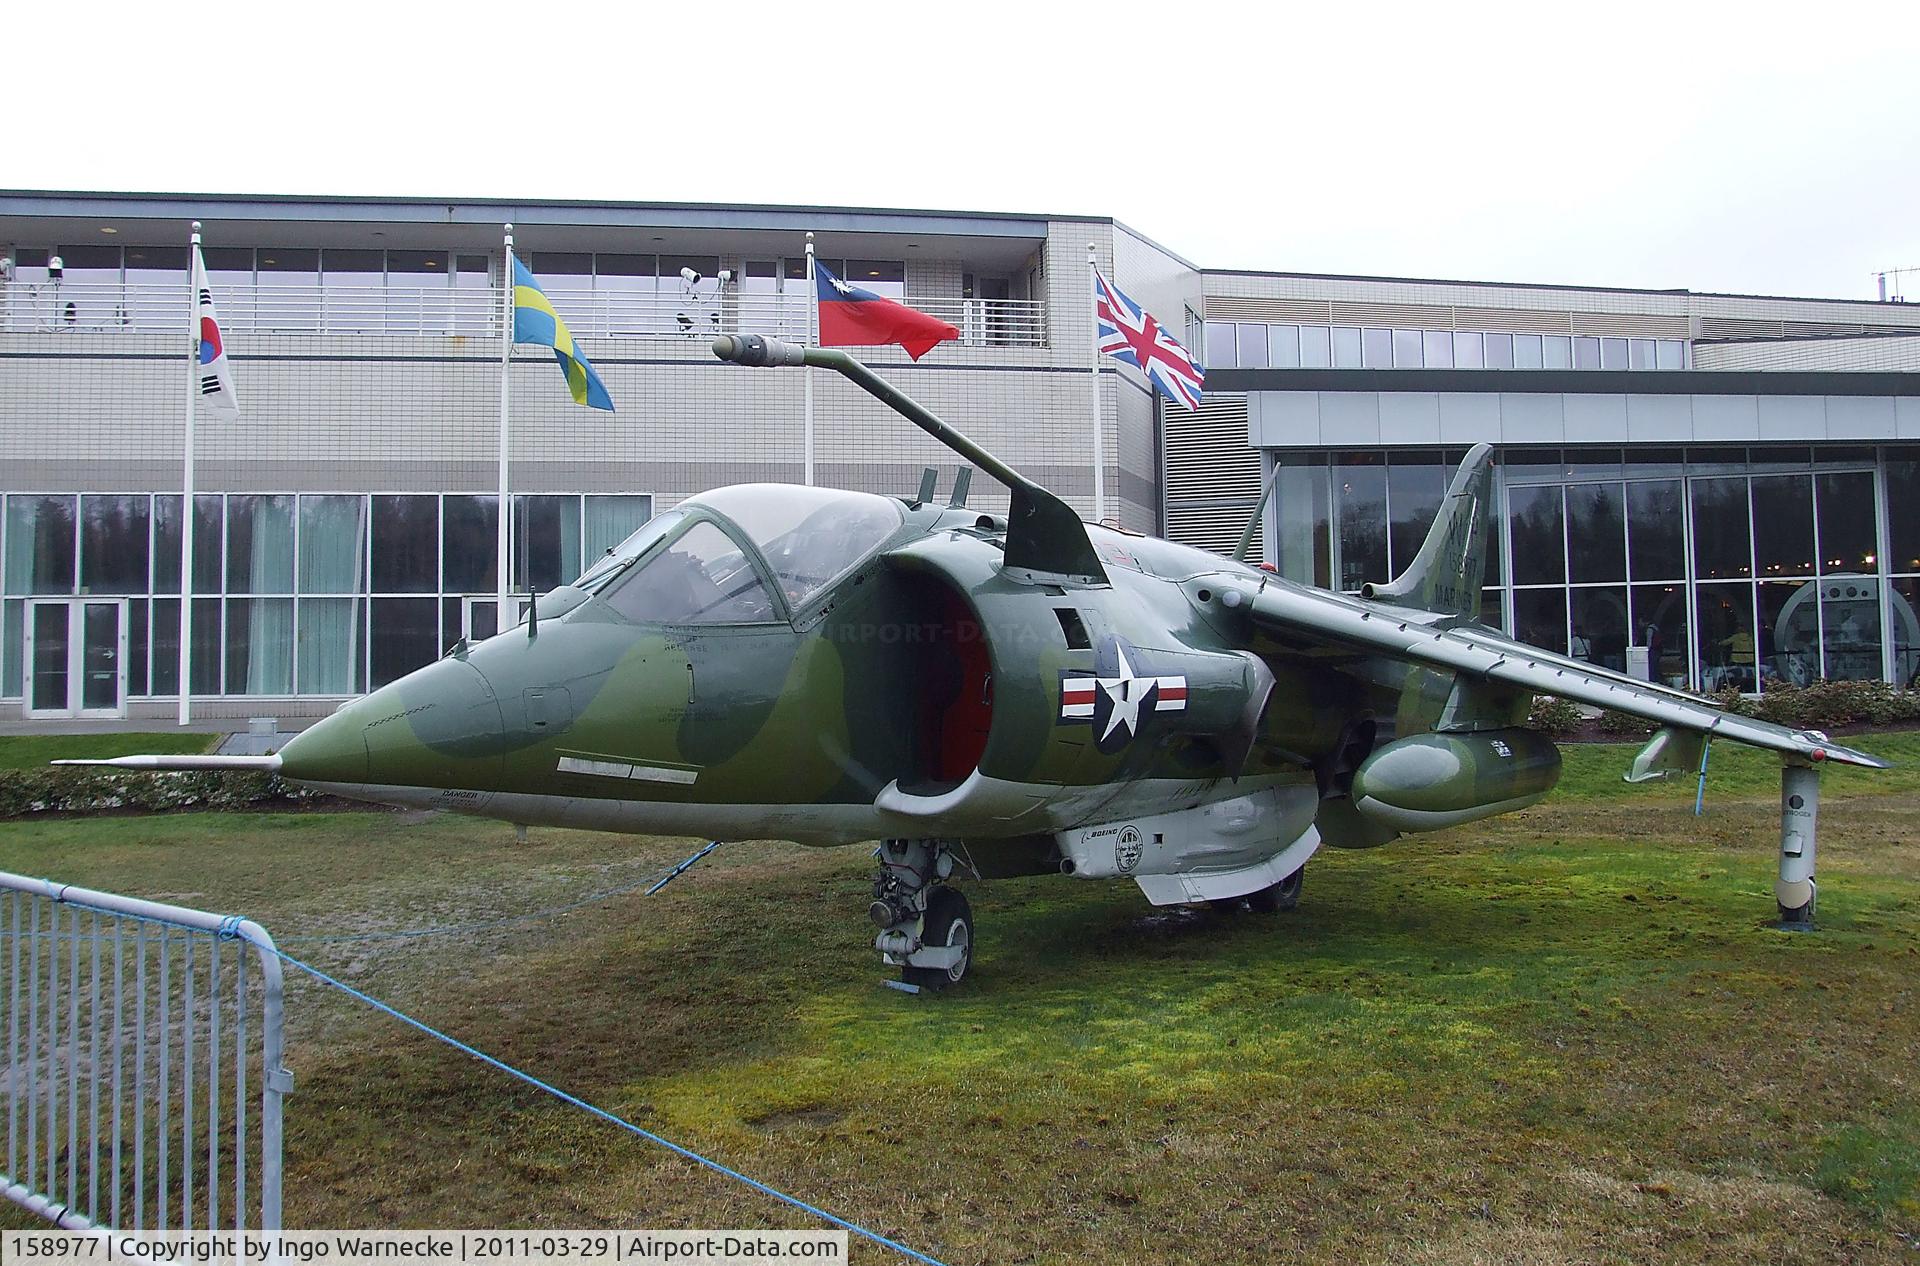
1775;758;1820;929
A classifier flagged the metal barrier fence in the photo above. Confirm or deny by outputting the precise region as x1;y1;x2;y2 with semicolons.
0;873;287;1231
0;282;1051;347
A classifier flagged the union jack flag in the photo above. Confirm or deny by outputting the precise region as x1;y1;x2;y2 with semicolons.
1094;269;1204;410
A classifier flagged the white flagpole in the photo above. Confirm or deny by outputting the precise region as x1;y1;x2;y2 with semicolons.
498;223;514;635
1087;243;1106;525
178;221;201;726
803;231;816;486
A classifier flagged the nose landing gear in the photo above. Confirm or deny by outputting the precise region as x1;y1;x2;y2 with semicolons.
871;839;974;990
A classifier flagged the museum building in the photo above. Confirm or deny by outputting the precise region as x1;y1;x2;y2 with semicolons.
2;190;1918;722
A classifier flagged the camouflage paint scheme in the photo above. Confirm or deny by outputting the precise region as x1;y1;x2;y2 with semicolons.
259;337;1882;899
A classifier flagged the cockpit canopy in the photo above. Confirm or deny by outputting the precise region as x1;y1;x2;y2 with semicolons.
578;485;904;626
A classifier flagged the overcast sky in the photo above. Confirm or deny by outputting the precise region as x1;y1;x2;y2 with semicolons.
14;1;1918;301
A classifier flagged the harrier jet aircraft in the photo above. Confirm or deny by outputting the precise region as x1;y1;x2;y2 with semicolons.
79;335;1884;989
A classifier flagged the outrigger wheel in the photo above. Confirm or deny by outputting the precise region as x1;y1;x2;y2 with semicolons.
1248;866;1305;913
904;886;974;990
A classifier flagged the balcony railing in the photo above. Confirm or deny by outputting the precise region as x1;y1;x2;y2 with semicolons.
0;281;1049;348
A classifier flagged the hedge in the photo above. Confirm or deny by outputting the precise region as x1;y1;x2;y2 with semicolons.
1524;679;1920;741
0;766;324;819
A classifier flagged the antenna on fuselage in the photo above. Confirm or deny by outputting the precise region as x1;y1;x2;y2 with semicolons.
948;467;973;508
915;467;939;505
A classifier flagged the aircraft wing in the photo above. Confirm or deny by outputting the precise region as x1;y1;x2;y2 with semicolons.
1218;575;1888;770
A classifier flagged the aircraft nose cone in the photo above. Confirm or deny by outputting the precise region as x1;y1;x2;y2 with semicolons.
278;658;508;790
277;701;370;785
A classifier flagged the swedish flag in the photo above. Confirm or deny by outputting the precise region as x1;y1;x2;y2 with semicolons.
512;257;614;411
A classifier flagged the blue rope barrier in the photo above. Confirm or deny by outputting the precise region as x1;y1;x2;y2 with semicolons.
256;938;948;1266
645;841;721;895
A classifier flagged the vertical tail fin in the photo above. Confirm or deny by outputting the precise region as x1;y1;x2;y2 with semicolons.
1362;443;1495;618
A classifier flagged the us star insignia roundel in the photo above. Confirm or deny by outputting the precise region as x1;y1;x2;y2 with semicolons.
1058;636;1188;753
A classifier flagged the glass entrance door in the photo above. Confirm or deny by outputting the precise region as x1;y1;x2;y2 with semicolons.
22;599;127;719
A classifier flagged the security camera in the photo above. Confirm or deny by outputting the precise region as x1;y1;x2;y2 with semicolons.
716;269;734;285
679;266;700;285
0;257;12;282
48;255;64;280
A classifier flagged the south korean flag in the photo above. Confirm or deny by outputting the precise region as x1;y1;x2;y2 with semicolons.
190;244;239;419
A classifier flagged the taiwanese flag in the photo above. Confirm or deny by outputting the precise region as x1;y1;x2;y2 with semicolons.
815;261;958;361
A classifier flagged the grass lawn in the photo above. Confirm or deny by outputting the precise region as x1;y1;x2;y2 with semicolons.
0;734;1916;1262
0;731;219;770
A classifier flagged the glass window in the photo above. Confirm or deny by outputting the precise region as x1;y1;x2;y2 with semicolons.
1570;587;1629;671
127;599;148;696
1298;325;1331;368
79;495;149;595
1629;338;1655;370
1750;475;1815;577
149;598;178;697
1361;328;1392;368
124;245;187;329
1237;323;1269;368
1332;327;1363;368
583;496;655;576
578;509;685;593
1563;448;1622;480
257;249;319;330
1890;459;1920;573
513;494;582;593
1626;447;1685;478
1690;477;1752;580
225;597;293;694
1513;588;1568;654
188;596;221;695
1565;482;1626;583
1816;471;1876;574
603;520;777;624
1631;583;1689;687
1573;336;1601;369
1697;583;1757;692
191;495;223;594
297;597;364;695
443;495;499;594
1453;331;1483;368
225;494;294;594
1334;455;1387;590
531;252;592;276
1;600;18;696
1391;328;1423;368
386;250;446;279
1513;333;1543;369
1600;337;1628;369
1543;335;1572;369
690;485;903;608
4;495;76;595
1892;578;1920;688
370;597;438;687
1205;322;1236;369
1268;325;1300;368
1272;456;1330;588
1759;579;1819;689
1626;479;1686;581
372;495;439;593
1750;446;1811;473
1656;340;1686;370
1484;332;1514;369
153;495;182;594
1421;330;1453;368
1386;453;1446;576
298;496;367;593
1507;484;1566;585
1820;575;1888;684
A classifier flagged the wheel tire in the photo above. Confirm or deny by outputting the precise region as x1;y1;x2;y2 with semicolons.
903;887;973;990
1247;867;1304;913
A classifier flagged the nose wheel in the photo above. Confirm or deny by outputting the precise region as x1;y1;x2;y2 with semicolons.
871;840;975;990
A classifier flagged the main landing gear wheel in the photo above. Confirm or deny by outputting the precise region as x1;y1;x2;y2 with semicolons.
904;886;973;990
1246;867;1304;913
